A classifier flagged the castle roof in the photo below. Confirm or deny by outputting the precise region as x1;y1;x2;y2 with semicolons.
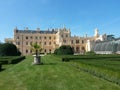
15;29;58;34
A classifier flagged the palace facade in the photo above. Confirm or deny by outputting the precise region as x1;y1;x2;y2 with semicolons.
5;27;107;55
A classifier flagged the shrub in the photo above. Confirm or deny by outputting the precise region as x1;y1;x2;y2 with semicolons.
86;51;96;55
62;58;70;62
54;45;74;55
0;43;21;56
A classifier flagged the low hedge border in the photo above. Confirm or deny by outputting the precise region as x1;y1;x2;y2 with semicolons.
62;58;70;62
0;60;8;64
10;56;25;64
0;56;25;64
70;63;120;86
0;62;2;70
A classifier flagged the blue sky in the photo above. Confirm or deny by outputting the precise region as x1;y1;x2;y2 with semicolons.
0;0;120;42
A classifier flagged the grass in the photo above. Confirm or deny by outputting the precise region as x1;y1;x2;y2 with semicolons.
0;55;120;90
60;54;120;85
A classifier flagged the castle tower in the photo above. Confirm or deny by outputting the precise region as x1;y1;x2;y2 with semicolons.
94;28;99;37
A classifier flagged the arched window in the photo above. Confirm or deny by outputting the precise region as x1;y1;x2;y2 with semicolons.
26;49;28;53
76;40;79;44
76;47;80;53
44;36;46;39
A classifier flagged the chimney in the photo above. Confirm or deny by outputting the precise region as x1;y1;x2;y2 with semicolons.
37;28;40;31
25;27;29;30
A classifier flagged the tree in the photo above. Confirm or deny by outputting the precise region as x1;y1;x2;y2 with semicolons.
0;43;21;56
30;43;42;64
30;42;42;56
54;45;74;55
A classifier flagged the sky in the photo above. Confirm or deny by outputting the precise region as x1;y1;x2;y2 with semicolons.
0;0;120;42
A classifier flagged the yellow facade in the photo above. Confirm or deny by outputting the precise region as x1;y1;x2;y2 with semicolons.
5;27;100;55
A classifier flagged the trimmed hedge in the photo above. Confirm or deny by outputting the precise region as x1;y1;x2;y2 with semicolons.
0;56;25;64
66;54;120;86
10;56;25;64
0;43;21;56
62;58;70;62
54;45;74;55
0;62;2;70
71;63;120;86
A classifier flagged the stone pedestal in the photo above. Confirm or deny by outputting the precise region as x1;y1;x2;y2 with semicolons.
32;55;41;65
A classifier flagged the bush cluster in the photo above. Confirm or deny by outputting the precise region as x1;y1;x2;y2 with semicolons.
0;43;21;56
54;45;74;55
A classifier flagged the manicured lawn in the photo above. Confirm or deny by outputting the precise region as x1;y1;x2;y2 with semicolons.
60;55;120;85
0;55;120;90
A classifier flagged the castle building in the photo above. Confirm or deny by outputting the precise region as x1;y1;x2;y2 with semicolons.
5;27;106;55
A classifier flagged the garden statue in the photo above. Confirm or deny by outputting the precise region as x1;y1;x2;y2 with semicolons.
31;43;43;65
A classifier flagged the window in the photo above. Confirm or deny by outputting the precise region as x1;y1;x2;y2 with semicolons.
18;42;20;45
49;37;51;39
35;36;38;39
71;40;73;44
30;42;32;45
82;47;85;50
39;37;41;39
26;50;28;53
30;50;32;53
76;40;79;44
44;42;46;45
44;36;46;39
63;39;66;43
82;40;84;44
30;36;33;39
49;42;51;45
17;36;19;39
66;34;68;37
16;42;20;45
26;42;28;45
26;36;28;39
76;47;80;53
44;49;46;53
49;49;51;53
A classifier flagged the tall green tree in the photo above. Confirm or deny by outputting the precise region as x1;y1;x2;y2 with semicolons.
54;45;74;55
0;43;21;56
